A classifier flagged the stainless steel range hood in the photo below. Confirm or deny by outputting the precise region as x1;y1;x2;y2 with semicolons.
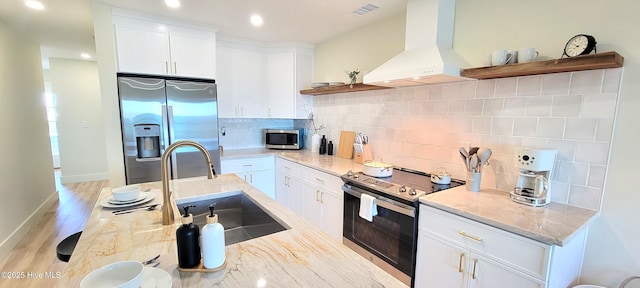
363;0;471;87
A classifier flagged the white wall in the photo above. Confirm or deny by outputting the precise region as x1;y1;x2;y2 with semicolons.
50;58;108;183
0;22;56;260
313;0;640;286
313;12;405;83
92;0;127;187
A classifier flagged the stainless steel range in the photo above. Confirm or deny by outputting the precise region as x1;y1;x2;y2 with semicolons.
341;167;464;287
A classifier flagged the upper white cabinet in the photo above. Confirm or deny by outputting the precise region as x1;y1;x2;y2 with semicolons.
264;48;313;119
216;36;314;119
113;13;216;79
216;43;265;118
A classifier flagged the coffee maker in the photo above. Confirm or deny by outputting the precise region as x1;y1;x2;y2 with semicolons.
134;124;161;159
510;148;557;207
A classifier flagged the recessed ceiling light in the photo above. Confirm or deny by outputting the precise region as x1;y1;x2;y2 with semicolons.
81;53;91;59
250;14;263;26
25;0;45;10
165;0;180;8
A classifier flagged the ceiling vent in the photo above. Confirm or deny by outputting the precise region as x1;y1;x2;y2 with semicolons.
352;3;380;15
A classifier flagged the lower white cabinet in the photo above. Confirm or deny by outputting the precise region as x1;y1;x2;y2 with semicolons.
275;158;343;242
301;165;343;242
275;158;303;216
221;156;275;199
415;205;586;288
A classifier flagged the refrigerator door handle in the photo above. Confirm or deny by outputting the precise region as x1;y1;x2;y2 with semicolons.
166;105;179;178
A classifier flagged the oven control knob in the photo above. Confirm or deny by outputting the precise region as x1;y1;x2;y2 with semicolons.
399;185;407;193
409;188;417;195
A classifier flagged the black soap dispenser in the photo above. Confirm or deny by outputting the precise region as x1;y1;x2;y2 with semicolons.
319;135;327;155
176;205;201;268
328;141;334;155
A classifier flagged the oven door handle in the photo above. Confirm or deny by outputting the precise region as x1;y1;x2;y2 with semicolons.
343;185;415;218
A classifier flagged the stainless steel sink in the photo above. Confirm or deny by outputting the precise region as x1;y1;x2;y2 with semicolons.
175;191;289;246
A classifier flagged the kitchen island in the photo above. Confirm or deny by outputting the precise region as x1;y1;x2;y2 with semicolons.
60;174;406;287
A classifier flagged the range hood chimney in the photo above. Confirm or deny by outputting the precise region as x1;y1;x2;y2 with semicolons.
363;0;470;87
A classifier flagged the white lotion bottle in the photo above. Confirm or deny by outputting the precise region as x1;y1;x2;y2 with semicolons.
201;203;225;269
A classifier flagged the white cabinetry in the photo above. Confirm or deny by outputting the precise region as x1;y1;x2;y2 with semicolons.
415;205;586;288
216;44;265;118
113;14;216;79
301;166;343;242
275;158;303;215
264;49;313;119
221;156;274;199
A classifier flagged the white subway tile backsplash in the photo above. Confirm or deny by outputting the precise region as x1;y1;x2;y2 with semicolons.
582;93;617;118
516;75;543;97
311;69;620;211
575;141;610;165
495;78;518;97
537;118;565;139
476;79;496;99
552;95;582;117
525;96;553;117
602;68;622;94
542;73;571;96
503;98;526;116
465;99;484;116
596;119;614;142
483;98;504;116
459;82;477;99
570;70;604;95
491;117;514;135
588;165;606;189
513;118;538;137
565;118;597;140
568;185;602;211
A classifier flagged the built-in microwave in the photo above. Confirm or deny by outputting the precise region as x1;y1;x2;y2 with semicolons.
265;129;304;150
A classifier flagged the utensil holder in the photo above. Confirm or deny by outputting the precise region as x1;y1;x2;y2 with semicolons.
466;172;482;192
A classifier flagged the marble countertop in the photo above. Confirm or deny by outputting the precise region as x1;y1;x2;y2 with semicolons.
419;186;599;246
221;148;364;177
224;148;599;246
60;174;406;287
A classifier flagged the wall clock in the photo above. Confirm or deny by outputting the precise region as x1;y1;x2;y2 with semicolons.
563;34;597;58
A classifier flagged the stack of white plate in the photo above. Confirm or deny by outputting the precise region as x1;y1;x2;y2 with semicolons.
311;82;329;88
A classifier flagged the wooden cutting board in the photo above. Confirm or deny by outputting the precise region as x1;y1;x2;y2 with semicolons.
337;131;356;159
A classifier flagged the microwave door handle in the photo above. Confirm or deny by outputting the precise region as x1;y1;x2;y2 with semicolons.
343;185;415;217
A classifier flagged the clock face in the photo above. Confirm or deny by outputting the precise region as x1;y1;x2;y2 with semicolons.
565;35;591;57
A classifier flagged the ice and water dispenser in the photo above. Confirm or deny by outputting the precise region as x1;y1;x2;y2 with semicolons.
134;124;161;158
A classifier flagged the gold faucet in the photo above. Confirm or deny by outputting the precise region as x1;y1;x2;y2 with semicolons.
160;140;216;225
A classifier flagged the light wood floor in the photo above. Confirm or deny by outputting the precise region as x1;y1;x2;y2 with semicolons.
0;170;108;288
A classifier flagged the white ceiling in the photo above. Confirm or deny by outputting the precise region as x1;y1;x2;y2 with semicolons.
0;0;408;68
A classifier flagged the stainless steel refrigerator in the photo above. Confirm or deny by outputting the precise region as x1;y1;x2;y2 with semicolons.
117;73;221;184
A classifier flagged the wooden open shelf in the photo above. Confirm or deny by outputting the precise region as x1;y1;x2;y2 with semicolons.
461;51;623;80
300;83;391;96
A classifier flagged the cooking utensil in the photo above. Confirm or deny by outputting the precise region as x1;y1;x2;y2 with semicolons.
459;151;469;171
470;155;479;173
430;167;452;184
468;147;479;157
112;204;159;214
477;148;492;172
362;161;393;177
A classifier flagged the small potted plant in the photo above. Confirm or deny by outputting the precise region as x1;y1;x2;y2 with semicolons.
347;69;360;88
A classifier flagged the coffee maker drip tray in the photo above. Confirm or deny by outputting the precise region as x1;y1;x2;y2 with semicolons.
510;190;549;207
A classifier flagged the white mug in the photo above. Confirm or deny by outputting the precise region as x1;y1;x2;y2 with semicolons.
491;49;513;66
507;50;518;64
518;48;539;63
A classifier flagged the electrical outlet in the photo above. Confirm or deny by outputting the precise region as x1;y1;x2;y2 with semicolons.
81;121;89;128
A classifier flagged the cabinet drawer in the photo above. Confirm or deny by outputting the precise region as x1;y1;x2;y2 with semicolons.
302;166;343;197
275;158;303;179
222;156;274;173
419;205;551;279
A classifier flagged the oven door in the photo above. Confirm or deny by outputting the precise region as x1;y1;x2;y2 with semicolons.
342;184;416;278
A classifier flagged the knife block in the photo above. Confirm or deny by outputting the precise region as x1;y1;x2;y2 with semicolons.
354;144;373;164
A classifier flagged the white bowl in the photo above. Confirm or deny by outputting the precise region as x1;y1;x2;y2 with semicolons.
111;185;141;201
80;260;144;288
